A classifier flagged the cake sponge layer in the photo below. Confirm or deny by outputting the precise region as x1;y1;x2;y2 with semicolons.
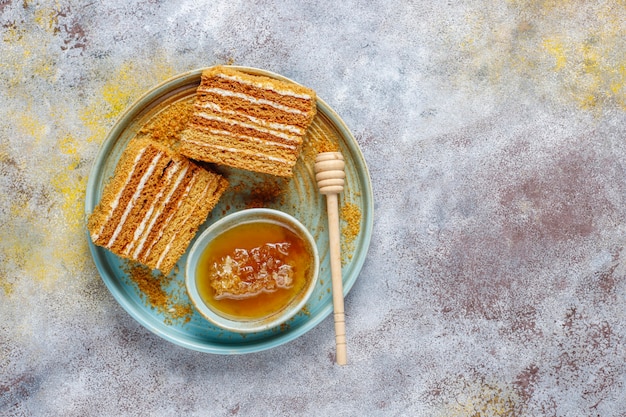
180;66;317;177
88;138;228;274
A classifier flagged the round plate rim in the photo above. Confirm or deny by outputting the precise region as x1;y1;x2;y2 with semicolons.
84;66;374;354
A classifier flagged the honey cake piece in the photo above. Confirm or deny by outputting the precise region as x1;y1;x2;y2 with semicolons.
88;138;229;274
180;66;317;177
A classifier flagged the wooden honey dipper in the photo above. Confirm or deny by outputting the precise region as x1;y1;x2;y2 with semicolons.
315;152;347;365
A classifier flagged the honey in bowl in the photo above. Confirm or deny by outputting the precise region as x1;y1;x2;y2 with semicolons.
195;219;314;321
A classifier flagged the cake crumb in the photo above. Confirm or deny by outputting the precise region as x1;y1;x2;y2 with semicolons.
316;137;339;153
341;202;361;243
138;99;195;149
301;120;340;165
167;304;193;324
245;177;288;208
341;202;361;262
125;263;193;324
128;263;170;309
300;305;311;317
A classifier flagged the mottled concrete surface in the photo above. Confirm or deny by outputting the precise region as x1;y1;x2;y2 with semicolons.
3;1;626;416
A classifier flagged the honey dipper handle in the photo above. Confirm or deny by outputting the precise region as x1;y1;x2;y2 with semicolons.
315;152;347;366
326;193;347;365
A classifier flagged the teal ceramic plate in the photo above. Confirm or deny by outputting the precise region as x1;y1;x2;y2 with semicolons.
84;66;373;354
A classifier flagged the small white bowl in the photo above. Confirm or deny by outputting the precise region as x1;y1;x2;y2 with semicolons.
186;208;319;333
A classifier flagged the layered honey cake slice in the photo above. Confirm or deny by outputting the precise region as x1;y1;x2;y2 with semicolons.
180;66;317;177
88;138;229;274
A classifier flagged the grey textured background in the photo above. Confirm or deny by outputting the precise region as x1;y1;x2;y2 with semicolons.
3;1;626;415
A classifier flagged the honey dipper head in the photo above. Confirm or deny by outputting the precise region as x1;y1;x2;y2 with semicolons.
315;152;345;195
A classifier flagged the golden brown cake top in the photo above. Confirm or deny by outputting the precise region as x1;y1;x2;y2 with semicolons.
202;66;316;102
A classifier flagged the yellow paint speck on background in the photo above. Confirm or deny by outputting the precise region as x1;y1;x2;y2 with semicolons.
81;58;177;144
1;4;180;291
17;111;49;144
33;4;61;34
542;38;567;70
458;1;626;112
440;380;522;417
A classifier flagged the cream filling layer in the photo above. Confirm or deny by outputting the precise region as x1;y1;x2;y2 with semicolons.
199;87;306;115
216;72;312;100
91;147;146;242
123;161;186;257
154;173;200;270
139;164;191;260
143;173;197;263
192;127;297;150
156;180;213;270
183;138;291;164
197;104;304;136
107;153;162;248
